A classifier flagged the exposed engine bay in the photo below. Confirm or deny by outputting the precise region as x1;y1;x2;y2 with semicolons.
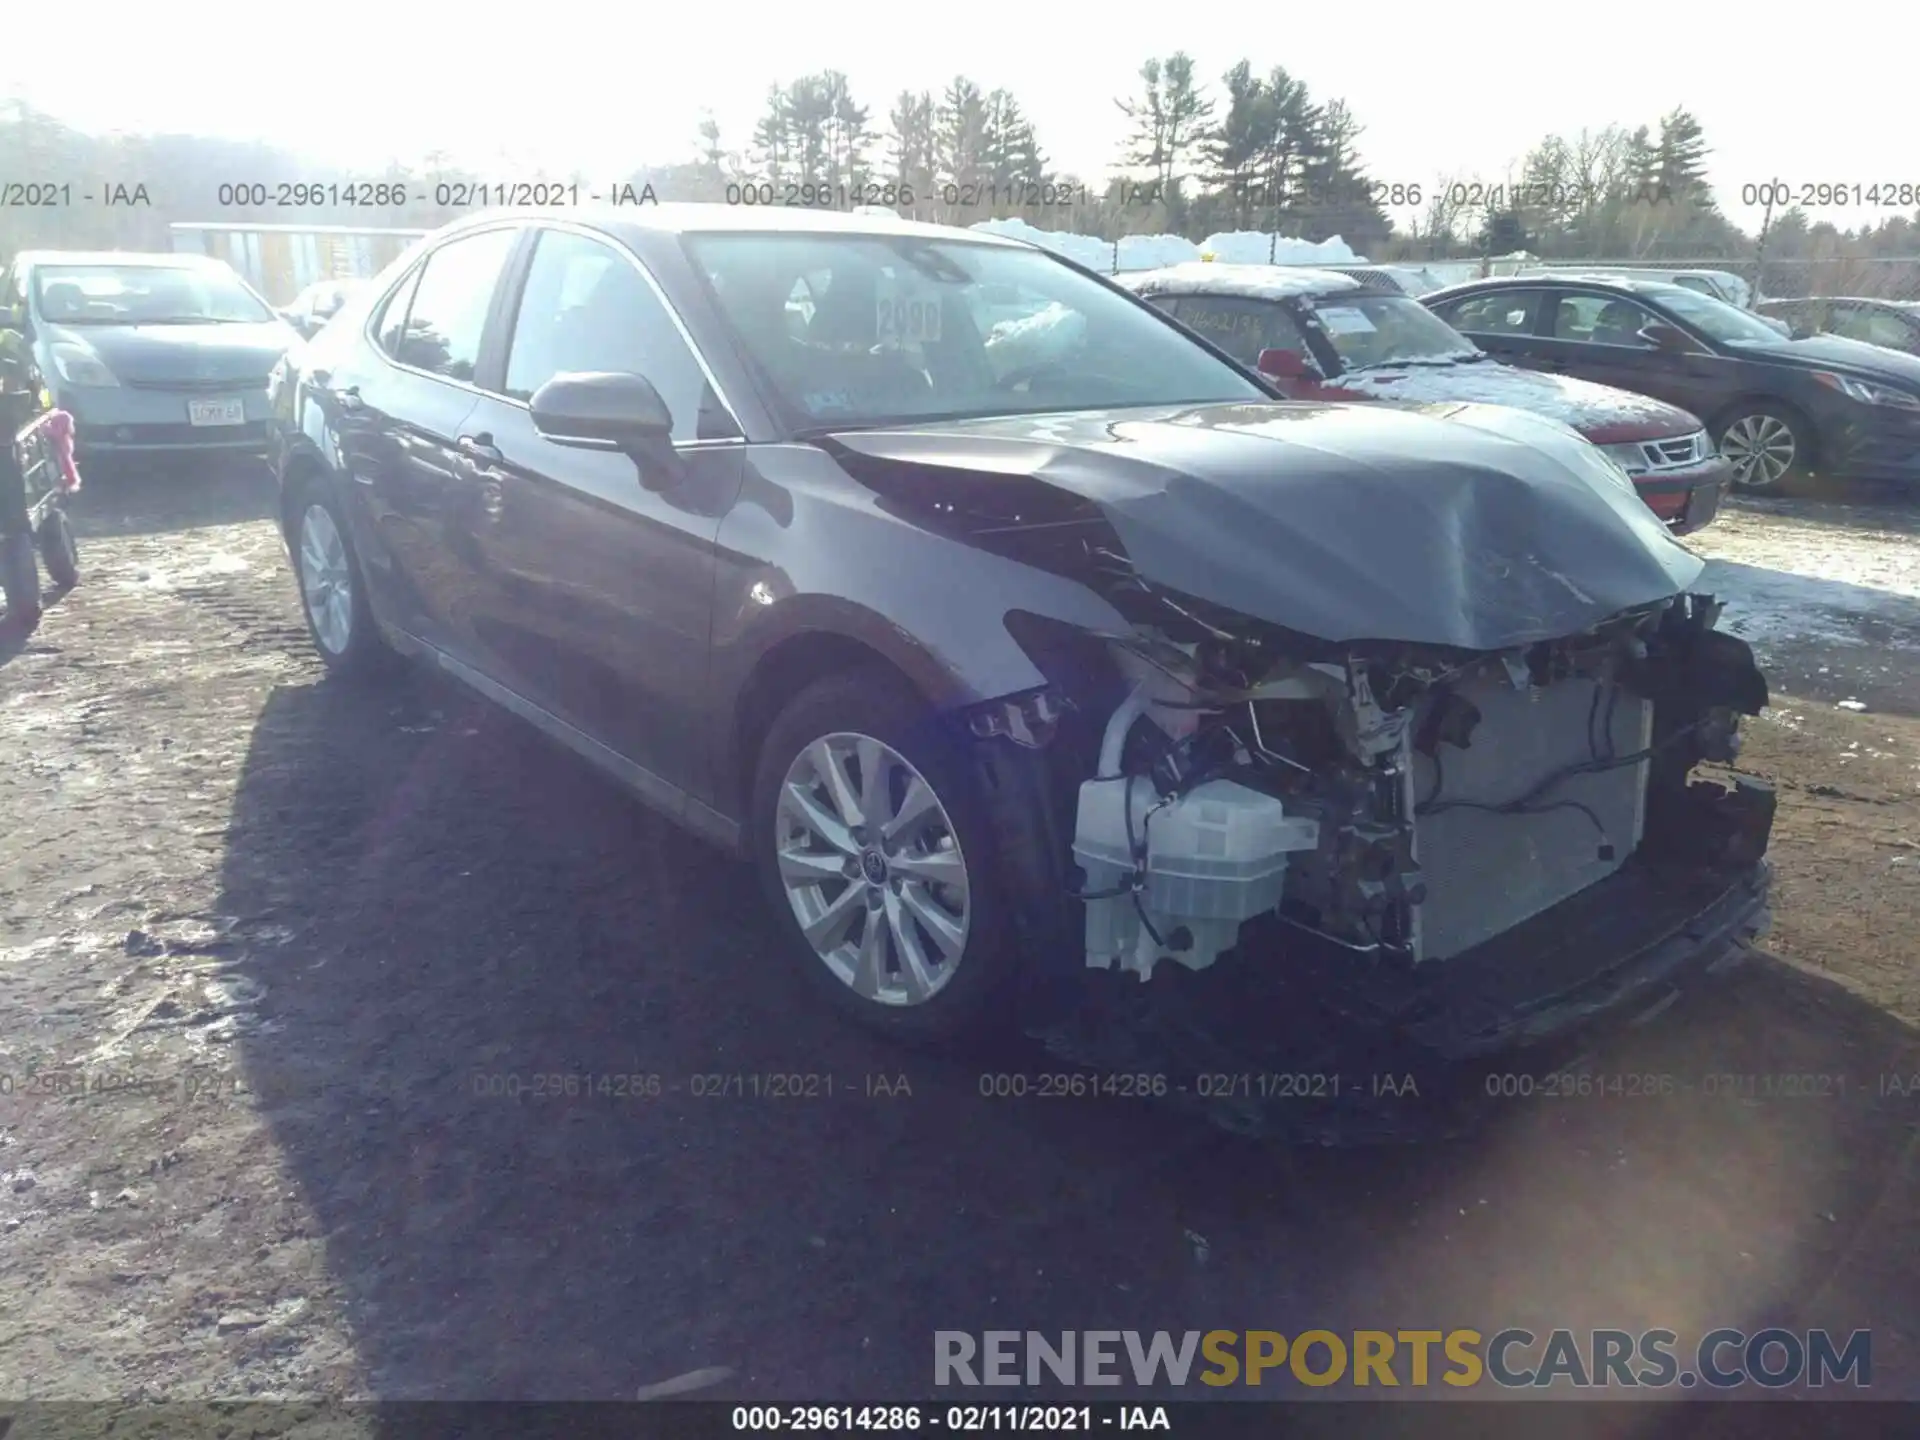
827;411;1775;1101
980;585;1771;991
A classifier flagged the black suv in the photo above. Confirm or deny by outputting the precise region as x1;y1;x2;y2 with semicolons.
1426;274;1920;492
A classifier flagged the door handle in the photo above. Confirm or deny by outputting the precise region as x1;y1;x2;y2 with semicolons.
457;433;503;464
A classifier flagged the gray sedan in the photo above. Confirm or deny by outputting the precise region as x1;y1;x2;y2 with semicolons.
1;250;296;468
268;205;1774;1067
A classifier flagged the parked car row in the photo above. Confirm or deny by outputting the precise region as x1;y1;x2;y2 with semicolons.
0;255;375;475
1126;260;1920;497
1425;274;1920;492
1117;265;1730;531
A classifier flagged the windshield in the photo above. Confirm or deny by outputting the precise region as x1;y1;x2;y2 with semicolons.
33;264;275;325
683;232;1265;430
1307;292;1481;372
1654;288;1785;345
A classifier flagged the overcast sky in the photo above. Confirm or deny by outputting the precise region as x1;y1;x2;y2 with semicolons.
1;0;1908;236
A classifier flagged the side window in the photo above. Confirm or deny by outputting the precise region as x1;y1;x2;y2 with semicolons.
374;265;424;359
1171;295;1309;367
394;228;517;382
1550;293;1659;346
1443;290;1544;335
503;229;734;442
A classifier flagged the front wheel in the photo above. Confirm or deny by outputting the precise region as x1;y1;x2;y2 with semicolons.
37;507;79;589
1714;404;1811;491
291;482;391;679
751;668;1016;1044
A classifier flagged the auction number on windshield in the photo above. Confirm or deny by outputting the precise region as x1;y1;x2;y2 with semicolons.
876;296;942;345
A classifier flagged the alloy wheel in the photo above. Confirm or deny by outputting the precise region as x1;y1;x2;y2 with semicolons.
1719;413;1797;488
773;731;972;1007
298;503;354;654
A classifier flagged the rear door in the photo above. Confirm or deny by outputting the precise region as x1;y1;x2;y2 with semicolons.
451;225;746;797
1430;288;1550;367
329;227;520;655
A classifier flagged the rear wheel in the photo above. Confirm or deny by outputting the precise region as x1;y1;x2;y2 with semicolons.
751;668;1016;1044
291;481;391;679
37;507;79;589
1713;403;1811;491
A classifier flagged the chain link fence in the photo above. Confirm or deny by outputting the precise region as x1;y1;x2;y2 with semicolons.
1533;255;1920;303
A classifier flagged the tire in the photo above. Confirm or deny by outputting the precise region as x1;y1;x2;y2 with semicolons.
288;478;391;679
0;528;39;624
751;667;1017;1045
37;507;79;589
1712;402;1812;492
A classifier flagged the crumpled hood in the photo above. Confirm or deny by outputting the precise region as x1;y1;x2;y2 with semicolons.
829;399;1705;651
49;321;293;385
1328;359;1700;443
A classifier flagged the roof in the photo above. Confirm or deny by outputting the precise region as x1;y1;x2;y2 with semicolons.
1757;295;1908;309
1115;262;1365;302
436;202;1028;248
15;249;231;268
1427;272;1695;301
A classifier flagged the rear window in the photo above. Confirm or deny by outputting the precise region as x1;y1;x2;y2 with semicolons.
1167;295;1312;367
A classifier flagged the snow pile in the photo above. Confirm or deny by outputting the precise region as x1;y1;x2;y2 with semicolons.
967;218;1364;274
1117;234;1203;271
1117;262;1363;302
1198;231;1362;266
968;218;1116;271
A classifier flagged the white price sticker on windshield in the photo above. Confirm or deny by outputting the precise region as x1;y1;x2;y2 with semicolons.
876;292;942;345
1315;305;1377;335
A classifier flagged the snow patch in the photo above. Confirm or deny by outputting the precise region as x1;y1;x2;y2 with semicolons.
965;219;1362;274
1333;361;1693;432
1116;263;1364;302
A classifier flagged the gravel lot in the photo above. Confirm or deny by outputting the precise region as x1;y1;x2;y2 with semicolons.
2;471;1917;1411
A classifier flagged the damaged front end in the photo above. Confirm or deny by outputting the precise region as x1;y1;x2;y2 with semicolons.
970;580;1773;1063
825;409;1772;1069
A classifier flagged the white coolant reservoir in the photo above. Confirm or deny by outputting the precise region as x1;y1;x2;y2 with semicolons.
1073;776;1320;981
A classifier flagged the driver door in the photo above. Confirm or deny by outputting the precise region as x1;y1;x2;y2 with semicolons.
452;225;746;799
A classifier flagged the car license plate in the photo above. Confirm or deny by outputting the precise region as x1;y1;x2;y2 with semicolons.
187;398;246;427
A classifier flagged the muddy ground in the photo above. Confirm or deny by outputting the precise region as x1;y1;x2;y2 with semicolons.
1;471;1918;1417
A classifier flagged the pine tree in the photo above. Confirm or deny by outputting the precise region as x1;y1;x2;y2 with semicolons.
1655;107;1713;210
884;91;938;216
1198;61;1278;224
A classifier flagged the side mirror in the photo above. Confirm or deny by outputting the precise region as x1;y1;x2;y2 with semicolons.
1638;323;1690;352
530;370;683;489
1256;347;1313;380
1788;322;1814;340
0;303;27;335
